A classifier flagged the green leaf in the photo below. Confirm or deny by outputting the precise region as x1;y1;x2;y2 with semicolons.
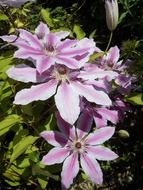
17;157;30;168
32;164;59;181
41;9;54;27
0;115;23;136
10;135;38;163
21;104;33;116
0;12;9;21
38;177;48;189
0;81;12;101
125;93;143;105
0;56;13;73
73;24;85;39
89;52;104;62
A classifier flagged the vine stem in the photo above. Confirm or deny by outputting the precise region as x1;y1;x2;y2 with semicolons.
105;32;113;52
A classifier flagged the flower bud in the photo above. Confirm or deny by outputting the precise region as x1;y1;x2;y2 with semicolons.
105;0;119;31
118;130;130;138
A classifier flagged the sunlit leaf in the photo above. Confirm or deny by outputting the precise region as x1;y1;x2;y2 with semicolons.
41;9;54;27
10;135;38;163
73;24;85;39
125;93;143;105
0;115;23;136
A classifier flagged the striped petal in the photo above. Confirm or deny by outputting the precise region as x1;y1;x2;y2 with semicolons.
41;147;69;165
85;127;115;145
71;81;112;106
55;82;80;125
14;79;58;105
80;153;103;185
87;145;118;160
40;131;68;147
6;64;37;83
61;153;79;189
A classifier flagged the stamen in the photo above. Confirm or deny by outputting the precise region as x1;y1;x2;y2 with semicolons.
75;142;82;149
46;45;54;52
57;66;67;75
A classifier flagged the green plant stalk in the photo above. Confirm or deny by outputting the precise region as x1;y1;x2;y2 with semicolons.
105;32;113;52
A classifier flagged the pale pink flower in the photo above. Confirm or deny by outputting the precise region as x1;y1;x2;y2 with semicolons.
0;22;95;73
95;46;132;94
7;63;114;124
40;112;118;189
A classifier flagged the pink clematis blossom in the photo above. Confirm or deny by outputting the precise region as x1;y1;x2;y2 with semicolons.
0;22;95;73
94;46;132;94
7;63;115;124
40;112;118;189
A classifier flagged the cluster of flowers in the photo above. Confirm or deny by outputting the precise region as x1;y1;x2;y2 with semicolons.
0;22;132;189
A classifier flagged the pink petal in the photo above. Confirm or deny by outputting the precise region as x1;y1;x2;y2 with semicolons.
77;38;95;55
61;153;79;189
14;48;43;59
106;46;120;63
96;108;118;124
79;70;118;80
6;64;37;83
18;29;41;49
46;33;58;46
60;47;91;56
76;111;93;140
54;31;70;41
57;39;77;50
87;145;118;160
55;56;79;69
0;35;18;43
93;114;107;129
80;153;103;185
14;79;58;105
41;147;69;165
71;81;112;106
55;112;75;139
85;127;115;145
40;131;68;147
36;56;55;74
55;82;80;125
35;22;49;38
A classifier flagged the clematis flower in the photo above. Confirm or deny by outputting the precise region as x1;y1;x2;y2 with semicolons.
40;112;118;189
7;63;115;124
0;22;95;73
0;0;36;7
94;46;132;94
80;98;118;128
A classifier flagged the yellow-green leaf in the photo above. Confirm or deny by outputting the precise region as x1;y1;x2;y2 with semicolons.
73;24;85;40
10;135;38;163
0;115;23;136
41;9;54;27
125;93;143;105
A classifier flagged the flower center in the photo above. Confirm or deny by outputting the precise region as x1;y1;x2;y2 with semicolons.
46;45;55;52
44;44;55;56
57;65;67;75
75;142;82;149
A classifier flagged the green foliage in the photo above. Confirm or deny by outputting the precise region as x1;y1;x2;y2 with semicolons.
0;114;23;136
125;93;143;105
